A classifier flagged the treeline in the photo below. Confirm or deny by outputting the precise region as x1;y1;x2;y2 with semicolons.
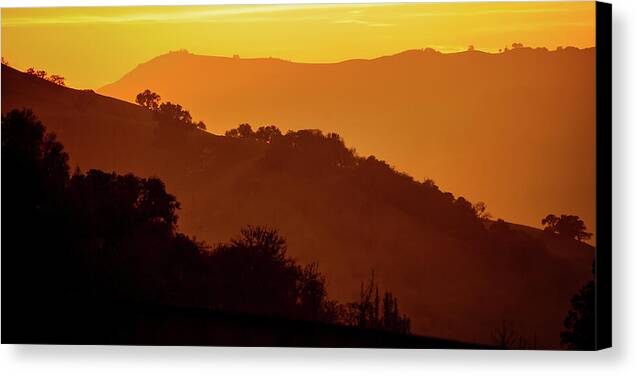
25;67;66;86
224;123;593;243
0;61;67;86
225;123;489;240
1;109;409;340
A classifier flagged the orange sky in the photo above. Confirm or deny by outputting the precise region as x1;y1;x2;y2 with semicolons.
1;2;595;88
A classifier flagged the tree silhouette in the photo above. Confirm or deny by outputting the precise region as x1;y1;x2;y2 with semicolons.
491;319;535;349
1;108;69;195
197;225;348;322
255;125;282;143
473;201;492;221
24;67;66;86
492;320;517;349
561;262;596;350
541;214;592;241
561;281;595;350
135;89;161;111
2;109;73;341
135;90;206;131
158;102;192;124
48;74;66;86
226;123;255;138
3;109;205;340
345;272;411;334
297;262;336;322
26;67;47;79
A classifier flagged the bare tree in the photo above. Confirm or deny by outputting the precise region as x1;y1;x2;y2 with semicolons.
473;201;492;221
492;320;518;349
492;319;535;349
346;271;410;334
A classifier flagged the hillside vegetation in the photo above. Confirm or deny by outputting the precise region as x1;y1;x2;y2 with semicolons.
2;64;594;347
98;47;597;242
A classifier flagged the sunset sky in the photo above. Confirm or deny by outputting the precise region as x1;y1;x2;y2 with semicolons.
2;2;595;88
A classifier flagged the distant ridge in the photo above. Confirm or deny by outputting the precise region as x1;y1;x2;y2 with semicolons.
112;45;594;69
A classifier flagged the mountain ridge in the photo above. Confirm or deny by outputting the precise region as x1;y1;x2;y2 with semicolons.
101;46;596;99
101;46;595;83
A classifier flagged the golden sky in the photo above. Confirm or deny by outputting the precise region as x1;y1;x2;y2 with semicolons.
2;2;595;88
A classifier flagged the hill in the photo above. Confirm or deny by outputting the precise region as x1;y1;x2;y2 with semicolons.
98;47;597;243
2;64;594;348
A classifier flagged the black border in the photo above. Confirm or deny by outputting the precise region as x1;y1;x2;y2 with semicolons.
595;1;612;350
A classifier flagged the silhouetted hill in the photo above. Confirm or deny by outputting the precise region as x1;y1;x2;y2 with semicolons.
98;47;597;243
496;221;594;266
2;64;594;348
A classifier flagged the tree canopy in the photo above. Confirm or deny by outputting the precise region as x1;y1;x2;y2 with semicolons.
135;89;161;111
561;262;596;350
224;123;491;240
135;90;206;130
541;214;592;241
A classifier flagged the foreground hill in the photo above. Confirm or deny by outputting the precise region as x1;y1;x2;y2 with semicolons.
2;64;594;347
98;47;597;243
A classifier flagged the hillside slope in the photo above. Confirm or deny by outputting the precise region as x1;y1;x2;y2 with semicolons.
2;64;594;347
98;47;597;243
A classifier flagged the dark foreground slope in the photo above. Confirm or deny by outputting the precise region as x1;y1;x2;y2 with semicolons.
4;302;487;348
2;65;594;348
99;47;596;242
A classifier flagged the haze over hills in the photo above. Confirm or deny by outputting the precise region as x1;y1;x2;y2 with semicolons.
98;47;597;244
2;64;594;348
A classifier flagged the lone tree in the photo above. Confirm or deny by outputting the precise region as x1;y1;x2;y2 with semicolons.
135;89;161;111
541;214;592;241
473;201;492;221
135;90;206;130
